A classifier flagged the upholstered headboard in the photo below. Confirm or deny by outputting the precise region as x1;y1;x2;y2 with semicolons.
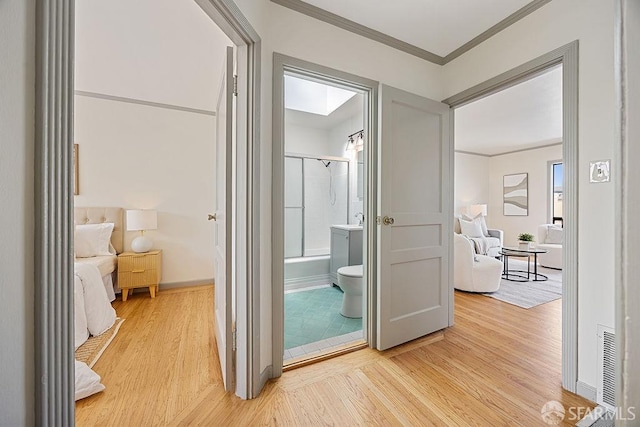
74;207;124;254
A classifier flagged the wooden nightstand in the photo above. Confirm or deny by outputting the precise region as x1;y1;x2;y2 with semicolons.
117;250;162;301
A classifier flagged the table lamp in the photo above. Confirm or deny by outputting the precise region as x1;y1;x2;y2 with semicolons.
126;209;157;253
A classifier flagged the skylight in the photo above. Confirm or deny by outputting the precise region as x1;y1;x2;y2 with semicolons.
285;75;357;116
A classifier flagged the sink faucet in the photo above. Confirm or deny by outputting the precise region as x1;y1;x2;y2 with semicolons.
355;212;364;225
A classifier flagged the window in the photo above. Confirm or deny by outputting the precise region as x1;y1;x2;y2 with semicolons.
551;162;563;226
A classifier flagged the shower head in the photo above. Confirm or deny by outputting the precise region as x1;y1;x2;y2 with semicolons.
318;159;331;168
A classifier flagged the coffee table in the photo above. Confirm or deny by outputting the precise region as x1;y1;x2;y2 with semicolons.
499;247;548;282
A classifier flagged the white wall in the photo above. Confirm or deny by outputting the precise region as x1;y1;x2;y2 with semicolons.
284;122;330;155
74;96;216;285
488;145;563;246
74;0;233;286
75;0;232;111
442;0;616;391
454;152;490;217
0;0;35;424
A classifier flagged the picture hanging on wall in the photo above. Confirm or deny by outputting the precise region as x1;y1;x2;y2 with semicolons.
503;173;528;216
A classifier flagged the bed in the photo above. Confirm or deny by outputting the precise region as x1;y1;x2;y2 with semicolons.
73;207;124;400
73;207;123;349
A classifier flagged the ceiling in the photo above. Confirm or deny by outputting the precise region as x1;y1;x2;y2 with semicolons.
286;0;536;59
455;65;563;156
286;93;364;130
285;75;358;116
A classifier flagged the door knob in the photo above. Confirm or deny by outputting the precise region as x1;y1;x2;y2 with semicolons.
382;216;395;225
208;213;217;221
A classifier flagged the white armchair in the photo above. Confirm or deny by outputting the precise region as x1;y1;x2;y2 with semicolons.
454;217;503;258
454;233;503;292
537;224;563;269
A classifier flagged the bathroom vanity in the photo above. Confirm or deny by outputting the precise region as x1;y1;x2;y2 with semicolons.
329;225;363;285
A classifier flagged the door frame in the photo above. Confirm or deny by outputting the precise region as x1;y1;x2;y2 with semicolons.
271;53;379;377
34;0;261;422
442;40;579;393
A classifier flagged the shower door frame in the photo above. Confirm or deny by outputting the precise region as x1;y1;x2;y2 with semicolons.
284;153;351;259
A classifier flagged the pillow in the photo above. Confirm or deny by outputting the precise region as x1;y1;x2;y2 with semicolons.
462;213;489;237
75;360;105;401
75;223;115;258
546;225;563;244
459;217;483;238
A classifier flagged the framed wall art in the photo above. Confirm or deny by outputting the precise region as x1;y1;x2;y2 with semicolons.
503;173;528;216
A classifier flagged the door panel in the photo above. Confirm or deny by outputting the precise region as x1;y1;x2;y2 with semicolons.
377;84;451;351
214;46;234;391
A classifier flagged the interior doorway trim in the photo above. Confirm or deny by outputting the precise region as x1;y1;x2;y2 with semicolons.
271;53;379;377
442;40;579;393
35;0;261;422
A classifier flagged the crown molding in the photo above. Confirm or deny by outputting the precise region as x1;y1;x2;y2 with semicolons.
271;0;445;65
443;0;552;63
270;0;551;66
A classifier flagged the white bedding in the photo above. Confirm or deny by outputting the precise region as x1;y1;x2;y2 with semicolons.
74;262;116;349
74;255;117;301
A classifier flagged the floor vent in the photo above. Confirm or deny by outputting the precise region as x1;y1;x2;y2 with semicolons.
597;325;616;410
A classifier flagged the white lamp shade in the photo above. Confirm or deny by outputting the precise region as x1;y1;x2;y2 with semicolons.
469;204;488;217
126;210;158;231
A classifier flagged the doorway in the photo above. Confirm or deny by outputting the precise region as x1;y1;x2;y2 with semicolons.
34;0;262;419
443;41;579;392
281;73;367;365
272;54;453;376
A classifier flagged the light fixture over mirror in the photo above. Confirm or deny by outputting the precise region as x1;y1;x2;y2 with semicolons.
347;129;364;151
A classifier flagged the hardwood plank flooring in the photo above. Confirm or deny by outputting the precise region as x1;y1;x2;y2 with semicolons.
76;287;594;426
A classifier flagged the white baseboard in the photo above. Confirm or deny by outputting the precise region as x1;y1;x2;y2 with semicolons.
284;274;331;291
576;380;597;403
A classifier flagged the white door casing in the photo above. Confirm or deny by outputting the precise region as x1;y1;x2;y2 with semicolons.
377;84;451;350
214;46;235;391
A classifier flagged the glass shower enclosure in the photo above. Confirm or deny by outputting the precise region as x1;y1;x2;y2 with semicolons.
284;155;349;258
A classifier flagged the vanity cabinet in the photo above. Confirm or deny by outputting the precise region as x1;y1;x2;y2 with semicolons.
330;226;363;285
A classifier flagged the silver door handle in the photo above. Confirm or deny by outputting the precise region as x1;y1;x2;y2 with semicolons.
208;214;217;221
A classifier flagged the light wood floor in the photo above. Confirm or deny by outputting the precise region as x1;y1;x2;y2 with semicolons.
76;286;594;426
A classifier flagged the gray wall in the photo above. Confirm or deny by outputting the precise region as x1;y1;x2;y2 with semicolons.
0;0;36;425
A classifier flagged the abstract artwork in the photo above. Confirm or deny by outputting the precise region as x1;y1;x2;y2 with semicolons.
503;173;528;216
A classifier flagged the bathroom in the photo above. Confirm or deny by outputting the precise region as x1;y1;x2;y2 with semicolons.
283;73;366;363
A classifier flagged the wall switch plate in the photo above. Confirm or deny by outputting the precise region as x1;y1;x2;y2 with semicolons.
590;160;611;183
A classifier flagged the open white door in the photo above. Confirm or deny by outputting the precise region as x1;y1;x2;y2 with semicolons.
212;46;234;391
377;84;451;350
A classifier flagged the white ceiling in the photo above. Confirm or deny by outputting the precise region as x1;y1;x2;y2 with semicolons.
285;75;358;116
286;93;364;130
455;65;563;156
299;0;532;57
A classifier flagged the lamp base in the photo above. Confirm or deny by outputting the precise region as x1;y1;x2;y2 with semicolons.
131;235;153;253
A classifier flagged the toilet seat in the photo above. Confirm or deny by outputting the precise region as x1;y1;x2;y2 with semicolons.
337;265;363;278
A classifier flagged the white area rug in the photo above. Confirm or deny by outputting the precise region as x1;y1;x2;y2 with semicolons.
483;259;562;309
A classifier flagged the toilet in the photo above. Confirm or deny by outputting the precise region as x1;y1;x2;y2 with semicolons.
337;264;363;318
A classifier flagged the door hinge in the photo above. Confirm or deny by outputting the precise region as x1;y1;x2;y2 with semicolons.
233;75;238;97
232;328;237;351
